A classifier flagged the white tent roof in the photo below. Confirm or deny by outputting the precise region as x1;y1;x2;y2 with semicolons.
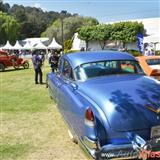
34;41;47;49
13;40;23;50
47;38;62;49
2;41;14;50
23;37;49;47
23;41;33;50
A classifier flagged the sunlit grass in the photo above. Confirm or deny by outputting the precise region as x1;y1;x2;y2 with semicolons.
0;62;88;160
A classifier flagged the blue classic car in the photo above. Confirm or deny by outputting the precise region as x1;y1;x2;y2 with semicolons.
46;51;160;160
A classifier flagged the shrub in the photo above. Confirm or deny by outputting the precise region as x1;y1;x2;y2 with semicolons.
155;50;160;55
64;39;73;51
127;50;142;57
64;50;80;54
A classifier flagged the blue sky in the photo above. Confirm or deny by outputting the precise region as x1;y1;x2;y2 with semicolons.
3;0;160;22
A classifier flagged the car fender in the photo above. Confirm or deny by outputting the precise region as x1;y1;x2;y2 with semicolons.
77;90;110;144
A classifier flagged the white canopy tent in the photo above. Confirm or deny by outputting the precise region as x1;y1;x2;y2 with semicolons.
13;40;23;50
23;41;33;50
24;37;49;47
47;38;62;50
2;41;14;50
34;41;47;50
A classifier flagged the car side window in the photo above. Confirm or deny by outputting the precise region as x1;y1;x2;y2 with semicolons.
62;60;74;80
120;61;135;73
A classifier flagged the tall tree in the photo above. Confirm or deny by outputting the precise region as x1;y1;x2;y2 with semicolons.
78;21;144;50
0;11;20;44
0;0;10;12
8;4;79;39
110;21;144;48
93;24;112;50
42;16;99;45
78;26;95;51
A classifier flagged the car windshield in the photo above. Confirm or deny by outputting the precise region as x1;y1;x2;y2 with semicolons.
74;60;144;81
146;59;160;66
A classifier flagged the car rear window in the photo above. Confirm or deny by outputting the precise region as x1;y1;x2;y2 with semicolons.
75;60;144;80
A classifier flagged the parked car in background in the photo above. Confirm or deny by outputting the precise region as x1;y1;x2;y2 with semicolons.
47;51;160;160
0;50;29;71
137;56;160;80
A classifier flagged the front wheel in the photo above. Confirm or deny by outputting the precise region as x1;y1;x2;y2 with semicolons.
0;63;5;72
23;62;29;69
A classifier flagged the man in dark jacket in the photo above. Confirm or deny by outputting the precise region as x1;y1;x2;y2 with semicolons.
49;52;58;72
32;51;43;84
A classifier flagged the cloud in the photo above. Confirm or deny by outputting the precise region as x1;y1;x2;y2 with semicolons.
33;3;47;11
33;3;41;8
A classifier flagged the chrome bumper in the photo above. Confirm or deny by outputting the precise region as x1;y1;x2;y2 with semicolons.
81;137;137;159
95;144;138;160
81;136;160;160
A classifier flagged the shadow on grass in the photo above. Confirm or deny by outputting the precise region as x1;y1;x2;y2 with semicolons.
2;68;31;73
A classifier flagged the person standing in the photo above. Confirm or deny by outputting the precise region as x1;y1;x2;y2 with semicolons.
32;51;43;84
49;52;57;72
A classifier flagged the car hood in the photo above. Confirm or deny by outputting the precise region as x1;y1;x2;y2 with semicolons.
78;75;160;131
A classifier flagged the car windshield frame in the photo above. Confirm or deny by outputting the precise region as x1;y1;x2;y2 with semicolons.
74;60;145;81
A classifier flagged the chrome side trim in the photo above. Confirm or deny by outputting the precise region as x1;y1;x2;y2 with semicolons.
80;137;96;158
83;136;97;150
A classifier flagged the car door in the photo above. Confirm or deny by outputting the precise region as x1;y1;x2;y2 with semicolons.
56;59;83;135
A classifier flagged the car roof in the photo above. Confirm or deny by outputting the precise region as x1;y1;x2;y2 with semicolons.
63;51;136;69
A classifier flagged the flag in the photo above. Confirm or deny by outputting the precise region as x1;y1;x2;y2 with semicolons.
137;33;144;54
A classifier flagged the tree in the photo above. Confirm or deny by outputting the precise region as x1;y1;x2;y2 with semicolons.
78;24;112;50
110;21;144;48
7;4;80;39
64;39;72;51
78;26;95;50
42;16;99;45
78;21;144;50
1;2;98;41
0;1;10;12
93;24;112;50
0;11;20;44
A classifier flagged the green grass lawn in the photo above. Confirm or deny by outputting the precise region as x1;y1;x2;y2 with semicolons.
0;62;88;160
